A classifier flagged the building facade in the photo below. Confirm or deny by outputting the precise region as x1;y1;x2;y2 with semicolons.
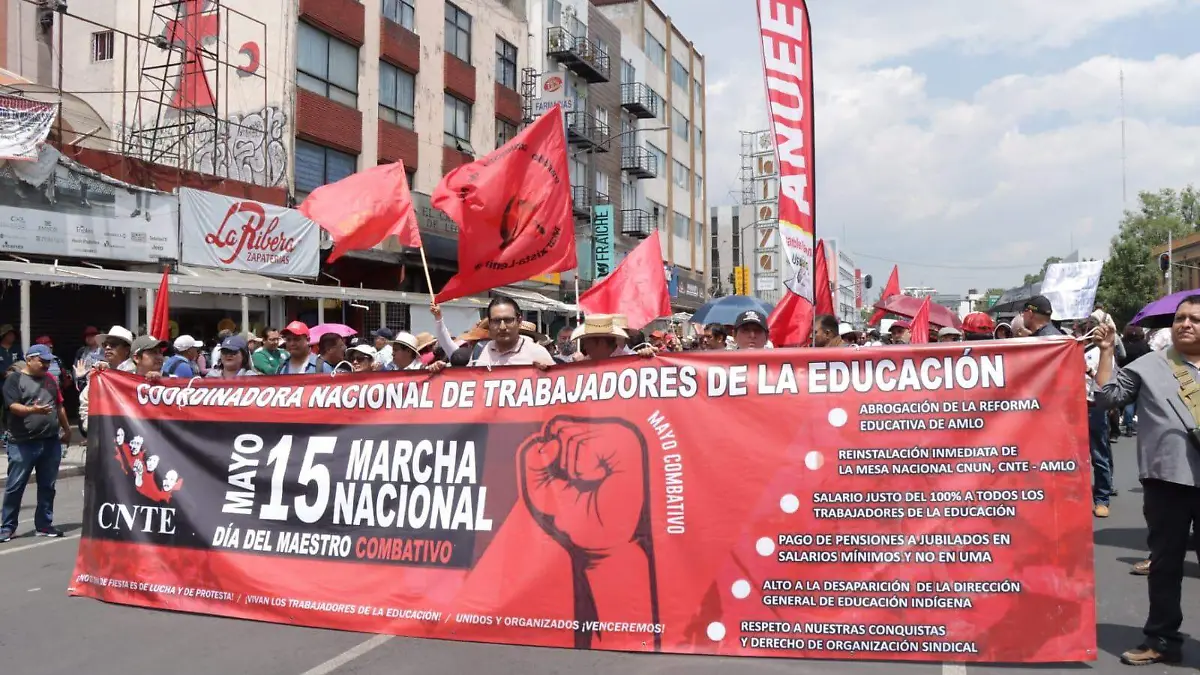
709;204;753;297
594;0;707;312
822;237;857;324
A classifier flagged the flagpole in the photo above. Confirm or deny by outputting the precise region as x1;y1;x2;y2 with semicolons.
418;244;436;301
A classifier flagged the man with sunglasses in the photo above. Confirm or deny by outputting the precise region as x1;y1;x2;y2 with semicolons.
94;326;137;373
1;344;71;541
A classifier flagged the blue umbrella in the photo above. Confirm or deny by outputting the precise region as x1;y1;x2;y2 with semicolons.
691;295;775;326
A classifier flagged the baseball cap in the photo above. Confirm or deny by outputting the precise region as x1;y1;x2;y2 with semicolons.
98;325;135;346
892;320;912;330
391;331;421;355
1023;295;1053;316
131;335;166;356
347;344;377;359
0;324;15;337
219;335;248;352
83;326;100;338
24;344;57;362
938;326;963;338
173;335;204;351
735;310;769;331
281;321;310;339
371;327;396;341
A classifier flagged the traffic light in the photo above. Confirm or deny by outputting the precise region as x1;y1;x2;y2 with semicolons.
1159;253;1171;273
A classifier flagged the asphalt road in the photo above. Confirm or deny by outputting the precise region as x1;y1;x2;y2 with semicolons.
0;436;1196;675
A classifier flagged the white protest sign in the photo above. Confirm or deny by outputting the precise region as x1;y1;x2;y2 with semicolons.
1041;261;1104;320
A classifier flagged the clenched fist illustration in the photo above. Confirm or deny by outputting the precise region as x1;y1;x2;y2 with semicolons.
518;416;661;650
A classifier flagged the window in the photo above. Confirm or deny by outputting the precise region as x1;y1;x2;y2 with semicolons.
652;89;667;122
596;38;610;63
644;30;666;70
695;127;703;153
646;142;666;170
382;0;415;30
673;211;689;239
596;106;609;131
495;38;517;90
495;118;517;148
621;174;637;210
405;167;417;192
621;59;635;85
648;199;666;230
444;94;472;147
695;220;703;244
295;140;357;197
445;2;472;63
596;171;610;199
672;107;689;141
695;173;703;199
693;77;703;108
547;0;561;25
91;31;114;62
569;156;587;186
672;159;689;190
297;23;359;107
379;62;415;129
671;57;689;90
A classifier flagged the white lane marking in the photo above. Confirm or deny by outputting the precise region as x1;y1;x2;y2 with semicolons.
943;664;968;675
298;635;393;675
0;533;80;556
28;587;41;592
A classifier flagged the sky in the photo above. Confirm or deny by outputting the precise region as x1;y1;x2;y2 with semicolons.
655;0;1200;294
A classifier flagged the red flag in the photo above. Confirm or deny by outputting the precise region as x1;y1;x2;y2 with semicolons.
299;162;420;263
910;296;932;344
149;266;170;341
813;239;835;316
868;265;900;326
431;106;576;303
767;288;813;347
578;235;670;329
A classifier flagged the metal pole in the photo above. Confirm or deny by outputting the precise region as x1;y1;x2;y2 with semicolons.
145;289;155;333
241;295;250;333
380;302;387;329
20;280;31;352
317;300;325;325
1168;231;1173;294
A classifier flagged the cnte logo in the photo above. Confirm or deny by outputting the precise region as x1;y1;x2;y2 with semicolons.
97;503;177;535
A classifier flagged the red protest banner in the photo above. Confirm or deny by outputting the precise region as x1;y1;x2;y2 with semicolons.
70;340;1095;663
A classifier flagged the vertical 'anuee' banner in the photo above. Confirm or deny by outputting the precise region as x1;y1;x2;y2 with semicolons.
70;340;1097;663
758;0;816;331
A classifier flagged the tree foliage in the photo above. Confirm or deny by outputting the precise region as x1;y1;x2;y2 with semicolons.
1023;257;1063;286
1096;186;1200;324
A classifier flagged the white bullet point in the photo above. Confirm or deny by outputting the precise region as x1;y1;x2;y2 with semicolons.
828;407;848;427
805;451;825;471
731;579;751;599
707;621;727;641
756;536;775;556
780;493;800;513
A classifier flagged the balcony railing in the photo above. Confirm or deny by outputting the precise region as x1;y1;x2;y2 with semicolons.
621;145;657;179
571;184;592;219
546;26;611;83
621;208;654;239
620;82;657;119
565;111;610;152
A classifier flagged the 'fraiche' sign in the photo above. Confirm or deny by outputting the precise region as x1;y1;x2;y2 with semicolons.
179;188;319;278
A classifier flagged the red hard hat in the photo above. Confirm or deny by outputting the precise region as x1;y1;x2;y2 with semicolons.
962;312;996;335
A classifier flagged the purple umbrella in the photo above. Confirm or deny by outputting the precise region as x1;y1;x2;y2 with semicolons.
1130;289;1200;328
309;323;357;341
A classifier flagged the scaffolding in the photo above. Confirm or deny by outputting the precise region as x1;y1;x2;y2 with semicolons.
123;0;270;180
738;130;756;205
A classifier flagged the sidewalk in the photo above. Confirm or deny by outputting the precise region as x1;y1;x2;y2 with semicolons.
0;425;86;487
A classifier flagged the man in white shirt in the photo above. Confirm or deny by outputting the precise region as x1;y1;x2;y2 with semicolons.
371;328;395;368
431;296;553;370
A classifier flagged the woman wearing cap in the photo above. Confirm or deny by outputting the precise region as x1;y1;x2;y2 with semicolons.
343;344;378;373
385;333;424;371
206;336;257;379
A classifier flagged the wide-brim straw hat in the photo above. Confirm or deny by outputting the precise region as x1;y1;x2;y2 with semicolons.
570;314;629;342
